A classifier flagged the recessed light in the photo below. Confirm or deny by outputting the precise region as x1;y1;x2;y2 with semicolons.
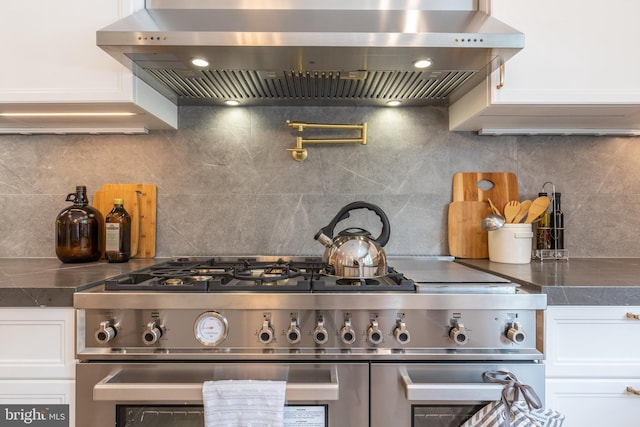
386;100;402;107
224;100;240;106
413;59;433;69
191;58;209;67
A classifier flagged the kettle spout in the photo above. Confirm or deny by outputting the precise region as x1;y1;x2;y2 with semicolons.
314;231;334;248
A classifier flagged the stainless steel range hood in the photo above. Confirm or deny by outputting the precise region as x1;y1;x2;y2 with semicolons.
96;0;524;107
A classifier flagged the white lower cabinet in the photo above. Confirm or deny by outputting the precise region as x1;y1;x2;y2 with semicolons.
545;306;640;426
0;307;75;427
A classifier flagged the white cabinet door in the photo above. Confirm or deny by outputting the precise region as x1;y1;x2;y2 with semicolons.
0;308;76;427
490;0;640;105
545;306;640;427
0;0;134;103
0;0;176;131
449;0;640;133
0;308;75;379
545;306;640;378
546;379;640;427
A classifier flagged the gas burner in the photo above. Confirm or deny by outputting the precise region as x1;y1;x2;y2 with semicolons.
191;268;228;275
232;262;305;285
335;278;380;287
312;269;415;293
160;276;212;287
149;267;199;278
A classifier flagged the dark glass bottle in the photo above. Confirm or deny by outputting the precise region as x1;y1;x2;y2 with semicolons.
550;193;564;250
105;198;131;263
56;186;103;263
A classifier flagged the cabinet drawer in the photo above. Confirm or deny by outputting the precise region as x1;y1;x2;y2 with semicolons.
546;378;640;427
0;380;74;427
0;308;75;378
546;306;640;377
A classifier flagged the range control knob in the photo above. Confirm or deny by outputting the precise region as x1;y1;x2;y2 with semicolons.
505;322;526;344
259;320;275;344
368;319;383;345
313;316;329;345
394;320;411;344
449;323;469;345
287;319;301;344
340;319;356;345
142;320;163;345
95;320;116;344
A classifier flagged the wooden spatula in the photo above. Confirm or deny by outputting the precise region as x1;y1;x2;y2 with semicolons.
513;200;532;223
503;200;520;223
524;196;551;224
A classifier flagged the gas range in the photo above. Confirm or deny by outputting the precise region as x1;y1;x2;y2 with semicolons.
74;256;548;427
74;256;546;361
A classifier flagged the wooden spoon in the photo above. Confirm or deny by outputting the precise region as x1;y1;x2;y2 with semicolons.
503;200;520;223
524;196;551;224
513;199;532;223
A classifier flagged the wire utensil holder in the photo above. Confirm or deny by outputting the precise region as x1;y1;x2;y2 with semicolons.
533;182;568;261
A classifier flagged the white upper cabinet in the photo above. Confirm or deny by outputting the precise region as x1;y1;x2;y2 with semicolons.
0;0;176;133
449;0;640;135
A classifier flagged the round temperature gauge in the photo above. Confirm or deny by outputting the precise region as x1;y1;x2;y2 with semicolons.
194;311;229;346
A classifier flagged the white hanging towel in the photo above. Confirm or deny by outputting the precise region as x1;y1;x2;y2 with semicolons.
202;379;286;427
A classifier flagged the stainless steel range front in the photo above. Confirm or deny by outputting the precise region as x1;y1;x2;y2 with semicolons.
74;256;547;427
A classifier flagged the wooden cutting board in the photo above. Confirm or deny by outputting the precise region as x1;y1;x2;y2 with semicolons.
448;201;491;258
452;172;519;215
92;184;157;258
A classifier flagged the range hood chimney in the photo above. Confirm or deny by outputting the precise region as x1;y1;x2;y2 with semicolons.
97;0;523;107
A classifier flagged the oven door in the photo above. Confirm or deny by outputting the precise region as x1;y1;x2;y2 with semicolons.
77;361;368;427
371;362;545;427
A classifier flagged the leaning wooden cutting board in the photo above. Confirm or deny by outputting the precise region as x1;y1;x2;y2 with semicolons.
452;172;518;214
92;184;157;258
448;201;491;258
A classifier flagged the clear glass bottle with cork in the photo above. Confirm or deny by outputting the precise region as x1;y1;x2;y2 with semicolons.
105;198;131;263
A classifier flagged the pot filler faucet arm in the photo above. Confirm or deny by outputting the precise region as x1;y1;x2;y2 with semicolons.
285;120;367;162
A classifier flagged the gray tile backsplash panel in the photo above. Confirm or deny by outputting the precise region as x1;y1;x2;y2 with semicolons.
0;106;638;258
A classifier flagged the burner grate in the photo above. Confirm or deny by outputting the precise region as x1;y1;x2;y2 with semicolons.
102;258;414;293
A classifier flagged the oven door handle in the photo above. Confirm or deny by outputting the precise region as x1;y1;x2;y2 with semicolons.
93;368;339;402
400;369;504;401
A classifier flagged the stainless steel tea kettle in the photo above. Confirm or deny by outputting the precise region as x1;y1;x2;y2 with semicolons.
314;201;390;279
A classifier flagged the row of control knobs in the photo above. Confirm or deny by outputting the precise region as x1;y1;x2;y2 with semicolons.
258;316;411;345
449;322;526;345
95;318;526;346
96;320;163;345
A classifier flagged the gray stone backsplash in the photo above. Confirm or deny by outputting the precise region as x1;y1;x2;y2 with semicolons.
0;106;638;258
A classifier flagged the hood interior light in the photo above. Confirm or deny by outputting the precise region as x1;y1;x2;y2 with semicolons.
386;101;402;107
191;58;209;67
413;59;433;69
224;100;240;106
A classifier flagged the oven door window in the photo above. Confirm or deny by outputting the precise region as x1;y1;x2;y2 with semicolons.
117;405;328;426
413;404;485;427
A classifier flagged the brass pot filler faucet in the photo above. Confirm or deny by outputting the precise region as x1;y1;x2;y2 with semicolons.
285;120;368;161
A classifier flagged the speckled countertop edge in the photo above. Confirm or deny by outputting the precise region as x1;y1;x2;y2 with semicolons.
456;258;640;305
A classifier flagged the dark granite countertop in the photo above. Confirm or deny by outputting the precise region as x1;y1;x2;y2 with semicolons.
457;258;640;306
0;258;159;307
2;257;639;307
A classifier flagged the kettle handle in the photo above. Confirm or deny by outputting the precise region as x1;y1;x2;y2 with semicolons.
316;201;391;247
